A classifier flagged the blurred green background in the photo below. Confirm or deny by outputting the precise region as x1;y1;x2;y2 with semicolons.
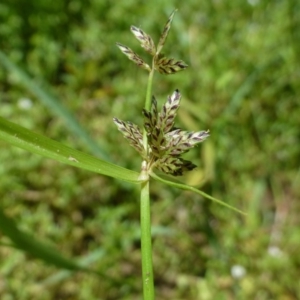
0;0;300;299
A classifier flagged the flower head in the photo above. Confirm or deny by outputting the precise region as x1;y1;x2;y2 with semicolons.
114;90;209;176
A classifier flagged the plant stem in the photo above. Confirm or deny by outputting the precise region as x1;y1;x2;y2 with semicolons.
143;61;155;149
140;61;155;299
140;179;154;300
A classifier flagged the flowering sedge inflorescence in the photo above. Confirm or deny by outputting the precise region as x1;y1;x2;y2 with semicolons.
113;10;209;176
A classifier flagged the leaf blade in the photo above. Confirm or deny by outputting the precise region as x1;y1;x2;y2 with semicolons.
0;209;86;272
0;116;140;184
0;50;108;160
150;172;247;215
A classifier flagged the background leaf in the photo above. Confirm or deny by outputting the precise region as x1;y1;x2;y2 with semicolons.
0;208;90;272
0;50;109;160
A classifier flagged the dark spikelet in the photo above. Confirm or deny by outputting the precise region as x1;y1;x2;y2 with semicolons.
154;55;188;74
156;156;179;175
164;129;209;156
158;90;181;133
179;159;197;173
151;96;158;127
156;156;196;176
143;96;158;132
130;26;156;56
113;118;146;157
116;43;151;71
157;9;177;54
149;126;165;155
186;130;210;145
142;109;152;133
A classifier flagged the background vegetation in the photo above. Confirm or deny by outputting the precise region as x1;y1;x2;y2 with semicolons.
0;0;299;299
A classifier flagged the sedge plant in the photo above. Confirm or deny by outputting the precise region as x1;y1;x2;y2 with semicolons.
0;9;245;300
113;10;245;299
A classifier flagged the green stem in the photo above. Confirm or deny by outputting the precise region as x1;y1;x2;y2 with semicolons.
140;61;155;299
140;180;155;300
143;61;155;149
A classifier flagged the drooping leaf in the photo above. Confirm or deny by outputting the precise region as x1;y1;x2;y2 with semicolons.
0;116;141;184
150;173;247;215
0;209;89;272
0;50;109;159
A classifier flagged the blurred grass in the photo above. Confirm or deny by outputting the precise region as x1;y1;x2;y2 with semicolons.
0;0;300;299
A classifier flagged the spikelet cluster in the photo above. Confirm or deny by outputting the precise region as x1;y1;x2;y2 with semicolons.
116;9;187;75
113;11;209;176
114;90;209;176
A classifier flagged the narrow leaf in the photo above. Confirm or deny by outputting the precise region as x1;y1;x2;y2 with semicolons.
0;50;108;159
150;172;247;215
0;116;140;184
0;209;88;272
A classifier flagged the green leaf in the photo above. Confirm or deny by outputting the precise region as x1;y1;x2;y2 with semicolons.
40;249;106;286
0;208;88;272
0;50;109;160
0;116;140;184
150;172;247;215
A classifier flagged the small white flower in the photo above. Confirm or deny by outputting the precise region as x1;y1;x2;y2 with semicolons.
268;246;283;258
231;265;246;279
247;0;260;6
18;98;33;110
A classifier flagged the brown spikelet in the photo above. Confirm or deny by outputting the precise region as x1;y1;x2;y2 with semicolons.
114;89;209;176
154;55;188;74
143;96;158;133
165;129;210;156
156;156;196;176
116;43;151;71
157;9;177;54
113;117;146;157
149;127;166;158
130;26;156;56
158;89;181;133
143;96;165;158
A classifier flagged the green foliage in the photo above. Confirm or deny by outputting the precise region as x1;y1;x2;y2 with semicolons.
0;0;300;299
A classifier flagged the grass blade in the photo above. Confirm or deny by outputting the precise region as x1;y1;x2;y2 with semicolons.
0;116;140;184
0;50;109;159
0;209;88;272
150;172;246;215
